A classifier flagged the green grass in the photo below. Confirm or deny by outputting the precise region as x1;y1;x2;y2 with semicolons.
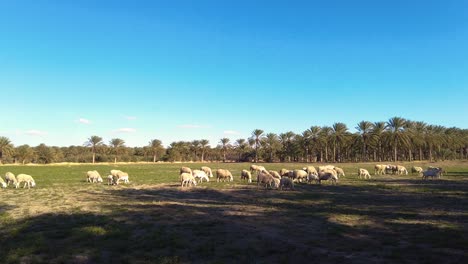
0;161;467;263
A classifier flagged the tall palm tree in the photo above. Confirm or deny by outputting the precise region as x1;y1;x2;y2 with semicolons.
371;122;386;161
109;138;125;163
220;138;230;162
407;121;427;160
148;139;163;162
199;139;210;162
307;126;322;162
191;140;201;161
356;121;373;161
0;136;13;164
235;138;248;162
386;117;409;162
319;126;332;162
331;123;349;162
251;129;264;163
85;135;103;164
263;133;280;162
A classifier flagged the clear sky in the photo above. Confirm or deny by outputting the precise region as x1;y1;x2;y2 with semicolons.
1;0;467;147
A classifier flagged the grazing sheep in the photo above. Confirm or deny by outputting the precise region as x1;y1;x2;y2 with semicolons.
192;169;210;183
374;165;386;175
110;169;123;177
279;169;291;177
241;169;252;183
15;174;36;189
397;165;408;175
318;171;338;185
86;170;103;183
201;166;214;178
318;165;335;172
257;171;275;189
334;167;345;177
180;167;192;175
107;175;115;185
307;173;319;184
268;170;282;180
114;171;130;185
358;168;371;179
0;177;6;188
180;172;197;187
250;164;266;175
5;172;17;186
411;166;424;175
272;177;280;189
428;166;445;177
279;177;295;190
386;165;398;175
422;168;442;180
303;166;318;176
216;169;233;182
292;169;308;182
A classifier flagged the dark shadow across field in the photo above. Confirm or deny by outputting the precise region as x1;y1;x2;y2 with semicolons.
1;181;467;263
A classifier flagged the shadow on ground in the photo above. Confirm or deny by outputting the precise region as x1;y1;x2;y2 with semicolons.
1;180;467;264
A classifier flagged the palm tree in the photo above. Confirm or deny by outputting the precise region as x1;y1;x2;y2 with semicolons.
251;129;264;163
148;139;164;162
407;121;427;160
109;138;125;163
191;140;201;161
263;133;280;162
386;117;409;162
85;135;103;164
235;138;248;162
371;122;386;161
307;126;322;162
0;136;13;164
200;139;210;162
355;121;373;161
331;123;349;162
220;138;230;162
319;126;332;162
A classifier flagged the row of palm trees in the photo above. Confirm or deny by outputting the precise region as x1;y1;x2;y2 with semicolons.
0;117;467;164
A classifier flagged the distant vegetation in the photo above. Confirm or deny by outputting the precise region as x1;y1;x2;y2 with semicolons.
0;117;467;164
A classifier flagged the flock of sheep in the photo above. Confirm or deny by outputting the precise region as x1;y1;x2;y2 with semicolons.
0;172;36;189
178;164;446;190
374;164;445;179
178;164;349;190
0;163;446;191
86;169;130;185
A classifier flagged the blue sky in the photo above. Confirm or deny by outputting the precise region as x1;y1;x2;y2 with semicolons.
1;0;467;147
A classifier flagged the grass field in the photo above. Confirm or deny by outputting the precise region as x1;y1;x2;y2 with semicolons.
1;161;467;264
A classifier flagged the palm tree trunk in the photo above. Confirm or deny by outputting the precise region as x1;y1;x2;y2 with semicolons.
419;147;423;161
92;152;96;164
201;150;205;162
333;144;336;162
114;157;117;163
153;154;157;163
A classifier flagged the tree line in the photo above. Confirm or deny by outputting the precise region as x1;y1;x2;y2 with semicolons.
0;117;467;164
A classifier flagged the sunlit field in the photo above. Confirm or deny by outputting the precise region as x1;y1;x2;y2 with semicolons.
1;161;467;263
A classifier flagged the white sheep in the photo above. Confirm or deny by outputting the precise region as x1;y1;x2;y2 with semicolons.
334;167;345;177
110;169;123;177
192;169;209;183
318;165;335;172
279;177;294;190
257;171;275;189
358;168;371;179
0;176;6;188
180;167;192;175
374;164;386;175
86;170;103;183
180;172;197;187
302;166;318;176
5;172;17;186
15;174;36;189
107;175;115;185
113;171;129;185
201;166;214;178
307;173;319;184
216;169;233;182
250;164;266;175
292;169;308;183
268;170;282;180
241;169;252;183
318;171;338;185
279;169;291;177
397;165;408;175
411;166;423;175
